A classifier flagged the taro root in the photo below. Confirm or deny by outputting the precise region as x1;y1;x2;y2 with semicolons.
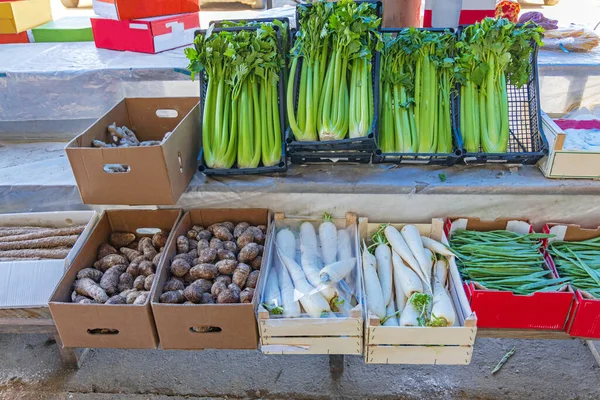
246;270;260;289
250;256;262;270
197;239;210;251
100;264;127;295
238;243;260;263
144;273;155;291
176;235;190;254
222;241;238;254
160;290;184;304
134;291;150;305
126;263;140;277
236;230;254;248
199;293;215;304
196;230;212;241
228;283;241;297
152;252;163;267
133;275;146;291
215;275;232;286
138;260;155;276
217;249;236;261
117;272;134;292
152;231;169;249
120;247;141;263
216;259;238;275
221;221;235;232
170;258;191;278
217;289;239;304
190;278;213;293
209;238;224;250
211;281;227;297
183;284;204;303
188;240;198;253
77;268;103;283
74;278;109;303
240;288;254;303
186;230;198;239
127;291;143;304
213;225;233;242
189;264;218;280
233;222;250;239
94;254;127;272
110;232;136;248
232;263;251;288
257;225;267;234
246;227;265;245
164;278;185;292
197;247;217;264
106;295;126;305
174;252;195;265
139;237;157;259
97;243;117;260
191;225;203;232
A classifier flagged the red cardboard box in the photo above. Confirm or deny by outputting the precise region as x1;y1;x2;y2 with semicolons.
423;0;495;28
91;13;199;54
92;0;200;21
545;223;600;338
445;218;574;330
0;31;31;44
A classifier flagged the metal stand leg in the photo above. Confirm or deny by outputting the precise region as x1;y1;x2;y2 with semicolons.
329;354;344;373
54;333;89;369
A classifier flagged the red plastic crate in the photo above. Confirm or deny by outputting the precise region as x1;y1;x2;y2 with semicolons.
445;218;574;330
545;223;600;338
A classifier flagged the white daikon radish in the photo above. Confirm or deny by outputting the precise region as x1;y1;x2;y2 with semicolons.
372;233;393;305
337;228;356;289
319;213;338;265
263;266;282;314
431;279;456;327
401;225;432;286
299;222;339;301
382;301;399;326
384;225;430;290
278;250;332;318
392;251;423;298
393;266;407;314
434;258;449;288
423;248;435;288
362;242;386;319
399;300;420;326
422;236;454;257
320;258;357;283
276;228;297;258
276;228;302;316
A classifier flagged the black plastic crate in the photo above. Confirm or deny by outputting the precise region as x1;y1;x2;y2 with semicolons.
194;26;287;175
457;26;548;165
286;1;382;161
290;151;372;165
372;28;463;166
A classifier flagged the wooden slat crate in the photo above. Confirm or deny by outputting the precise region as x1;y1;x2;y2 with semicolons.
257;212;364;355
360;218;477;365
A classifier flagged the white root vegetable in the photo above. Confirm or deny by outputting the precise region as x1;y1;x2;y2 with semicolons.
383;302;399;326
399;300;420;326
374;241;393;306
422;248;435;294
384;225;430;290
337;228;356;289
401;225;432;287
319;258;356;284
431;279;456;327
435;258;449;288
392;252;423;299
278;251;332;318
319;213;338;265
422;236;454;257
263;266;282;313
276;228;297;258
362;242;386;319
393;265;407;314
276;229;301;317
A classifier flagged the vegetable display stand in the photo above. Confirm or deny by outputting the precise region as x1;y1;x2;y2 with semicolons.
151;209;272;350
360;218;477;365
372;28;464;166
457;24;548;165
545;223;600;339
195;26;288;176
445;218;574;330
257;212;364;355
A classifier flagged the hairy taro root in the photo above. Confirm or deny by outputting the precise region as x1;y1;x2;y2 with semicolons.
186;230;198;239
110;232;136;248
189;264;218;280
217;249;236;261
138;237;157;259
238;243;260;263
97;243;117;260
212;225;233;242
199;293;215;304
94;254;127;272
144;274;155;291
118;272;134;292
233;222;250;239
176;236;189;254
133;291;150;305
138;260;155;276
160;290;184;304
183;285;205;303
240;288;254;303
106;295;126;305
100;264;127;295
209;238;223;250
191;278;213;293
215;275;232;286
236;230;254;248
164;278;185;292
197;247;217;264
211;281;227;297
170;258;191;277
217;289;239;304
228;283;241;297
75;278;109;303
196;230;212;241
232;263;251;288
120;247;141;262
133;275;146;291
77;268;103;283
152;231;169;249
246;270;260;289
197;239;210;251
216;259;237;275
250;256;262;270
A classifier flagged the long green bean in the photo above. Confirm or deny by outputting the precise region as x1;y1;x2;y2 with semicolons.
549;238;600;298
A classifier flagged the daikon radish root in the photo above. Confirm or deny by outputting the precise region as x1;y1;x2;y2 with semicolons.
399;301;420;326
263;266;283;314
372;232;393;305
392;252;423;298
407;292;433;326
435;258;449;288
382;301;399;326
422;236;454;257
319;213;338;265
337;228;356;288
430;279;456;327
393;265;407;314
276;228;296;258
275;229;301;317
362;241;386;319
0;235;79;251
401;225;432;286
384;225;431;290
319;258;356;284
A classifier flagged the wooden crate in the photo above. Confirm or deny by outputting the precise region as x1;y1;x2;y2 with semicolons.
257;212;364;355
360;218;477;365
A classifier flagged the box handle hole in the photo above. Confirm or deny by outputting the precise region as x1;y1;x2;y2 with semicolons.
87;328;119;335
65;218;74;225
103;164;130;174
156;109;178;118
189;326;222;334
178;151;183;173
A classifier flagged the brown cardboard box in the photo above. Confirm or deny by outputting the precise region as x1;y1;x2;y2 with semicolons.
151;209;271;350
49;209;182;349
65;97;200;205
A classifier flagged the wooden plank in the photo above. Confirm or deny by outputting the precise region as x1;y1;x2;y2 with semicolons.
366;345;473;365
477;329;574;340
368;325;476;346
0;318;55;334
260;317;362;337
329;355;344;373
0;307;52;319
261;336;362;355
585;341;600;367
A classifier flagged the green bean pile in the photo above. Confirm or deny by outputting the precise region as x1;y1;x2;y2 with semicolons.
449;230;567;295
548;237;600;298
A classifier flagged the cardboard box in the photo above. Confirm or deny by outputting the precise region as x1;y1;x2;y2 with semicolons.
49;209;182;349
445;218;574;330
65;97;200;205
545;223;600;338
92;0;200;21
0;211;98;319
258;213;364;356
91;13;199;54
151;209;271;350
0;31;31;43
362;218;477;365
0;0;52;34
32;17;93;43
423;0;495;28
538;113;600;180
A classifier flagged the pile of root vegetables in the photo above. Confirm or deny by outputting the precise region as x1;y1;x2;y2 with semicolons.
0;225;87;261
363;224;456;327
70;231;169;305
91;123;169;148
159;222;266;304
264;214;358;318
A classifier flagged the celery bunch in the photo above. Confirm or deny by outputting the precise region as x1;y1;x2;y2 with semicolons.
185;22;285;169
287;0;381;142
378;29;456;154
456;18;543;154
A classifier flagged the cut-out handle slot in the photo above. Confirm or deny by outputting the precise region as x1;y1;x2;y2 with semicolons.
87;328;119;335
189;326;222;334
103;164;130;174
136;228;162;235
156;109;178;118
178;151;183;173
